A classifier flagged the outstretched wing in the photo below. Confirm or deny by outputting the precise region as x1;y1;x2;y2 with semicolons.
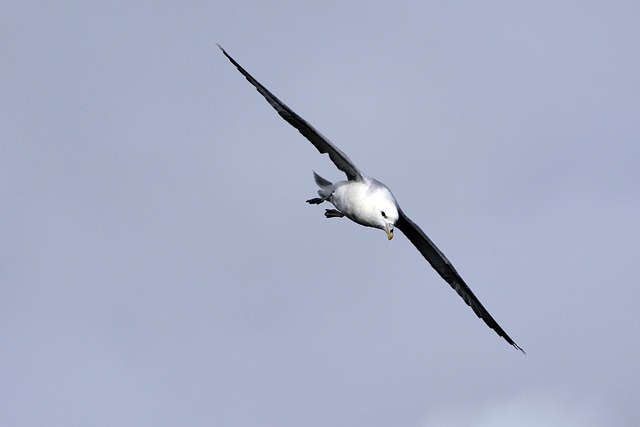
218;45;363;181
395;209;524;353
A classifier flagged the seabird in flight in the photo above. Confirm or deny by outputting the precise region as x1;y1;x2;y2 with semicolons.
218;45;524;353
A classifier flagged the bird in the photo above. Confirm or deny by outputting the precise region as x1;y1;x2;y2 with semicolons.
218;44;524;353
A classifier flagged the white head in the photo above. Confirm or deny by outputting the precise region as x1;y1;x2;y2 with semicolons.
332;179;400;240
369;186;399;240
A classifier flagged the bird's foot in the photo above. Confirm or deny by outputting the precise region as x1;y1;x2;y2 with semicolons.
306;197;324;205
324;209;344;218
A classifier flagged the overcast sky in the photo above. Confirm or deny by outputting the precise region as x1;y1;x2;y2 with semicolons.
2;1;640;426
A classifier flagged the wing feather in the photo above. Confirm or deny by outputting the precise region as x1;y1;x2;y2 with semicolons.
396;210;524;353
218;45;363;181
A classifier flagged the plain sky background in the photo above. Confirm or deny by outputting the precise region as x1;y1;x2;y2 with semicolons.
2;1;639;426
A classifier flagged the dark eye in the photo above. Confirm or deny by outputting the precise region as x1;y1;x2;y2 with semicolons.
381;211;387;218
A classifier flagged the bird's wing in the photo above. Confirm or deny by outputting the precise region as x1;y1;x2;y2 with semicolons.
395;209;524;353
218;45;363;181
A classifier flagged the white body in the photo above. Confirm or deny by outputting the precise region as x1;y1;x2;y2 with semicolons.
324;178;399;230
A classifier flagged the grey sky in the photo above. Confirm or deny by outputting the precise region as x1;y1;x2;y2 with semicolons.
2;1;639;426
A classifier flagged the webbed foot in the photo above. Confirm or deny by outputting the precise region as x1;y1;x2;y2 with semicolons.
324;209;345;218
306;197;324;205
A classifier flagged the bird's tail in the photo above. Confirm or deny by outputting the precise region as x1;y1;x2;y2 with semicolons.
307;171;334;202
313;171;332;188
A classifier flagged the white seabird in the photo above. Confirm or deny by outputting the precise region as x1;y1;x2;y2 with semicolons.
219;45;524;353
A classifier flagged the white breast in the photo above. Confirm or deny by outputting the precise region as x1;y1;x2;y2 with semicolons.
330;180;397;228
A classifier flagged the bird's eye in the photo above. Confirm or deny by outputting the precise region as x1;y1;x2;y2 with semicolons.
381;211;387;218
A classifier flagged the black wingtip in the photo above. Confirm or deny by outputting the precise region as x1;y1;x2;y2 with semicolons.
513;343;526;355
216;43;226;54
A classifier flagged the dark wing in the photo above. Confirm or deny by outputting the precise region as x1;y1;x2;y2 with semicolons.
218;45;363;181
395;209;524;353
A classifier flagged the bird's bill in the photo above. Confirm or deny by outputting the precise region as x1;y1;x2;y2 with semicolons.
385;223;394;240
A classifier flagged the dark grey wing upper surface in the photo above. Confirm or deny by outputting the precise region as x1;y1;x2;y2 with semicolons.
218;45;363;181
395;209;524;353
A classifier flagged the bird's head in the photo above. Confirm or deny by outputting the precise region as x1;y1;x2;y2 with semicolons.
375;197;399;241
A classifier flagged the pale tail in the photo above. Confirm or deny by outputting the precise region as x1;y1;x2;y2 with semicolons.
313;171;332;188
